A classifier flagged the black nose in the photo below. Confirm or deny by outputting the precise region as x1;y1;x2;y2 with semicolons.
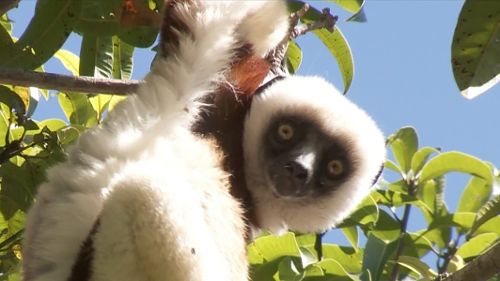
285;161;309;183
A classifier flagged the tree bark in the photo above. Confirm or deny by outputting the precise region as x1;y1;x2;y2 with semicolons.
0;67;139;95
437;242;500;281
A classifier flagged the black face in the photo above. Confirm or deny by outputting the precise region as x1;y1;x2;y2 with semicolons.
263;115;354;200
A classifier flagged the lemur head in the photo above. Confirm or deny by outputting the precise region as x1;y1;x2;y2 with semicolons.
243;76;385;234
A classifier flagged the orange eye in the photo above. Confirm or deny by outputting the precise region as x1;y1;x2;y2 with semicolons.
327;159;344;177
277;123;294;141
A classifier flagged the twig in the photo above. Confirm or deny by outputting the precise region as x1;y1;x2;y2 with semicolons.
0;67;140;95
389;181;417;281
266;4;338;75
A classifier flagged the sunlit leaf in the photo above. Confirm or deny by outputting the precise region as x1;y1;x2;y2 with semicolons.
451;0;500;99
384;160;402;174
411;146;439;174
79;34;113;78
0;85;27;114
361;233;398;281
401;232;434;258
341;195;378;228
108;95;127;111
58;93;98;127
341;226;358;249
470;195;500;235
419;151;493;183
112;36;135;79
457;176;492;213
1;14;12;35
313;27;354;94
54;49;80;75
286;40;302;74
396;255;437;280
322;245;363;274
446;254;465;273
387;127;418;174
327;0;366;22
0;0;81;69
456;233;498;260
472;216;500;236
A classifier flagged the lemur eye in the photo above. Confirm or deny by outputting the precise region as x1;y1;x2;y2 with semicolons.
277;123;295;141
327;159;344;177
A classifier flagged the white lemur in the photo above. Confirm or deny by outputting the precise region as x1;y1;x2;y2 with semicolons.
22;1;386;281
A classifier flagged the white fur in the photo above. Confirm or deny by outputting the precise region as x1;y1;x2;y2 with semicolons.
22;1;288;281
243;76;386;234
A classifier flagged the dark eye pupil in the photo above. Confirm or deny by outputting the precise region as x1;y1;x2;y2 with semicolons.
278;124;294;140
328;160;343;176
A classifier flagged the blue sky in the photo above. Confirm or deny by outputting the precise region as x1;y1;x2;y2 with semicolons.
8;0;500;265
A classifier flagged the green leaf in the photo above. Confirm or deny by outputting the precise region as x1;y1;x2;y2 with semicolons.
341;226;358;249
327;0;366;22
457;176;492;213
54;49;80;75
286;41;302;74
287;1;354;93
322;245;363;274
0;162;36;219
0;0;81;70
0;16;14;50
328;0;363;14
58;93;98;127
0;85;27;114
278;257;303;281
470;195;500;235
1;14;12;35
313;27;354;94
118;26;159;48
472;216;500;236
108;95;127;111
361;233;398;281
112;36;135;79
370;210;401;242
401;232;434;258
446;255;465;273
315;259;355;280
89;95;112;121
79;34;114;78
341;195;378;228
456;233;498;260
419;151;493;183
451;0;500;99
248;233;302;281
37;119;67;132
396;255;437;280
411;147;440;174
249;232;301;262
384;160;402;174
387;127;418;173
73;0;121;36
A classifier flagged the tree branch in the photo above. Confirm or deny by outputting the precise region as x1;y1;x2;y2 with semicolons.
0;67;140;95
266;4;338;75
435;242;500;281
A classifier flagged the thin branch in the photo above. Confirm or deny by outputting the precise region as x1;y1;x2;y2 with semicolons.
0;67;140;95
266;4;338;75
390;181;417;281
435;242;500;281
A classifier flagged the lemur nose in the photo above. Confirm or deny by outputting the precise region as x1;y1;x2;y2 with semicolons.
285;161;309;183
